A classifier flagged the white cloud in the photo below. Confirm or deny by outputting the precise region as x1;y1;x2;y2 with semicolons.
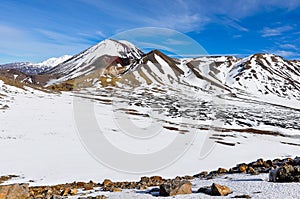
279;44;298;50
270;50;300;58
261;26;293;37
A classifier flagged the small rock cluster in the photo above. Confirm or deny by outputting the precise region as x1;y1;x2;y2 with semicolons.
269;157;300;182
28;181;100;198
194;157;300;179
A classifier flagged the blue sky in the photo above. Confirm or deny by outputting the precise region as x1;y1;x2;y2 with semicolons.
0;0;300;64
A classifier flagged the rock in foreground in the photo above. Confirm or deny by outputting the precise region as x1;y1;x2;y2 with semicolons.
198;183;232;196
0;183;29;199
159;180;192;196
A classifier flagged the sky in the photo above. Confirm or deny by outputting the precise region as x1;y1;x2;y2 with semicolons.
0;0;300;64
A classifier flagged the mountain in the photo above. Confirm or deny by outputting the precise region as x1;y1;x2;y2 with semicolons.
0;55;72;75
183;54;300;100
1;39;300;102
44;39;144;86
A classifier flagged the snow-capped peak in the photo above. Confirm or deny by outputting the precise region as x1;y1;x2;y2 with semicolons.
83;39;144;61
39;55;72;67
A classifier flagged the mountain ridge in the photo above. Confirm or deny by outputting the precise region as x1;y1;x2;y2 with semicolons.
0;39;299;101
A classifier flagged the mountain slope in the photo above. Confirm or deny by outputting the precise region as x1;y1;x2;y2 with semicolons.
44;39;144;86
225;54;300;99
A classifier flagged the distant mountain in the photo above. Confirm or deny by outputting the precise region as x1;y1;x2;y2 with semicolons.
0;55;72;75
184;54;300;99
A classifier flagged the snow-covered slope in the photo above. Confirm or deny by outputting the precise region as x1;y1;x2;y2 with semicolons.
226;54;300;99
44;39;144;85
181;54;300;100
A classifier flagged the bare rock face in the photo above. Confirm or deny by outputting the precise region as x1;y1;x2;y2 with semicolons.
159;180;192;196
0;183;29;199
198;183;232;196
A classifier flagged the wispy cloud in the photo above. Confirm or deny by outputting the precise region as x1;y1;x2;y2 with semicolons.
261;26;293;37
0;23;90;63
279;43;298;50
36;29;83;44
163;39;190;45
271;50;300;57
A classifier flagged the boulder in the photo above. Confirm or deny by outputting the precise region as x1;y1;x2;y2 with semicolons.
211;183;232;196
102;179;112;187
218;168;228;174
159;180;192;196
0;183;29;199
198;183;232;196
239;164;248;173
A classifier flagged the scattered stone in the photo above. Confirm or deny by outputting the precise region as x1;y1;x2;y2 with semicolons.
239;164;248;173
218;168;228;174
0;183;29;199
140;176;150;183
193;171;208;178
211;183;232;196
61;188;71;196
198;183;232;196
83;182;94;191
102;179;112;187
247;166;258;175
76;181;86;188
150;176;163;186
112;188;122;192
159;180;192;196
251;158;264;167
70;188;78;195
